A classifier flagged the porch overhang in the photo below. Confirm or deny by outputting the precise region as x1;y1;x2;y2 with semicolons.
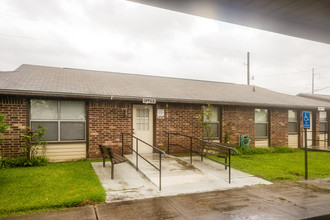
129;0;330;45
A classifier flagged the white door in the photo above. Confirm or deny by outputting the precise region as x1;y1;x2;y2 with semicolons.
133;105;153;153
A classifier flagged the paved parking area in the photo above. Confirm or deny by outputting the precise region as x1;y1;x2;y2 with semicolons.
3;178;330;220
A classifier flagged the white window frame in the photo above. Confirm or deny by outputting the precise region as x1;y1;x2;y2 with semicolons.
203;106;220;139
288;110;298;134
320;112;327;133
136;108;149;130
30;100;86;142
255;109;268;139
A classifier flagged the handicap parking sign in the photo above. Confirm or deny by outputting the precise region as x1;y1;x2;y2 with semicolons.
302;111;310;128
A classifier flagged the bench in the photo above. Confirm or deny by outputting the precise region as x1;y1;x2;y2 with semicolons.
195;142;231;170
99;145;128;179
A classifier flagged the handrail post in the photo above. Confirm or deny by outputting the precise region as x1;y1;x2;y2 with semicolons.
229;149;231;184
136;139;139;171
201;142;204;161
190;137;192;164
167;132;170;154
121;133;124;157
159;152;162;191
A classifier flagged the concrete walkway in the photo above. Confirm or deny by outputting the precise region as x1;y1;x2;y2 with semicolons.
92;154;270;202
3;179;330;220
126;153;271;191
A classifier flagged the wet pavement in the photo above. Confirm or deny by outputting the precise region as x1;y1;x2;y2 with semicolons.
2;178;330;220
92;154;271;202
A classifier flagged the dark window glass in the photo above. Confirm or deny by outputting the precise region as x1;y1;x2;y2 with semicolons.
203;123;219;138
288;122;298;133
31;99;86;142
320;122;327;132
60;122;85;141
31;121;58;141
255;123;267;137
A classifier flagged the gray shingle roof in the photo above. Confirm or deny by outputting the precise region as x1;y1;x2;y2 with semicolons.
1;64;330;109
298;93;330;103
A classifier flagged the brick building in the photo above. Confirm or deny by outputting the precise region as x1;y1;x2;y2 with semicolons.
1;64;330;161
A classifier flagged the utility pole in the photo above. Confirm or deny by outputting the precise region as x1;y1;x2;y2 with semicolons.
312;68;314;94
247;52;250;85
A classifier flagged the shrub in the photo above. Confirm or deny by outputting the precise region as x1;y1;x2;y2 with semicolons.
21;125;47;161
235;146;294;155
271;146;295;153
0;114;10;144
0;156;48;168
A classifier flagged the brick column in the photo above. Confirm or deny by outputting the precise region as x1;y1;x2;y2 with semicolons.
0;96;27;157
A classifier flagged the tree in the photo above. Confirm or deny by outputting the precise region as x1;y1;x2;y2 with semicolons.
196;105;214;142
21;124;47;160
0;114;10;144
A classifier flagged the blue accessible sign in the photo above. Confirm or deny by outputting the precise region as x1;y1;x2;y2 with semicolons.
302;111;310;128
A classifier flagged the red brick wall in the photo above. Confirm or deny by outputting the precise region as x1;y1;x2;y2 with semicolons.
88;101;132;158
269;108;288;146
0;96;27;157
155;103;202;154
222;106;255;146
2;95;319;159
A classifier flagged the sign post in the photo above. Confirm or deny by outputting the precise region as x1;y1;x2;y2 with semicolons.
302;111;310;180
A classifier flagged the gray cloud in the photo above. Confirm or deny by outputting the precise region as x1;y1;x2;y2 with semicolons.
81;0;195;39
4;0;70;22
0;0;329;96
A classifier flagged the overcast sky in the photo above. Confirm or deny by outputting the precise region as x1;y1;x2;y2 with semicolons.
1;0;330;95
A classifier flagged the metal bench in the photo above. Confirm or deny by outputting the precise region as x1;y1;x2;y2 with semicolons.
99;145;128;179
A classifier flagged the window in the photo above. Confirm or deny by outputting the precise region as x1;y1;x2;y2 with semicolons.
255;109;268;138
203;106;219;138
136;108;149;130
320;112;327;133
30;100;86;142
288;110;298;133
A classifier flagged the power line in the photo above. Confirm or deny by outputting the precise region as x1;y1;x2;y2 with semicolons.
0;12;61;25
1;10;330;87
254;64;330;78
2;10;330;72
314;86;330;92
0;33;66;43
255;69;311;78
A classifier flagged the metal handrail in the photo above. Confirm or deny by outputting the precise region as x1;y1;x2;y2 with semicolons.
167;132;238;183
302;130;329;146
168;132;238;153
121;132;166;190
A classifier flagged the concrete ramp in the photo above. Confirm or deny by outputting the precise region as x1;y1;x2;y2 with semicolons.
124;153;271;194
92;154;270;203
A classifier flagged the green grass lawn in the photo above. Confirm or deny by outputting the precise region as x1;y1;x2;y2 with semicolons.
182;147;330;182
224;149;330;182
0;160;105;217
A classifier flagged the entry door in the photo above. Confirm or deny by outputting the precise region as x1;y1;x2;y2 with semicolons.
133;105;153;153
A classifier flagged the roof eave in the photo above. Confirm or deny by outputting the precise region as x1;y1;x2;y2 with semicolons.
0;89;327;110
298;93;330;103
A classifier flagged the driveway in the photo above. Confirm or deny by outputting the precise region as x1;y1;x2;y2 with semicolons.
3;178;330;220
